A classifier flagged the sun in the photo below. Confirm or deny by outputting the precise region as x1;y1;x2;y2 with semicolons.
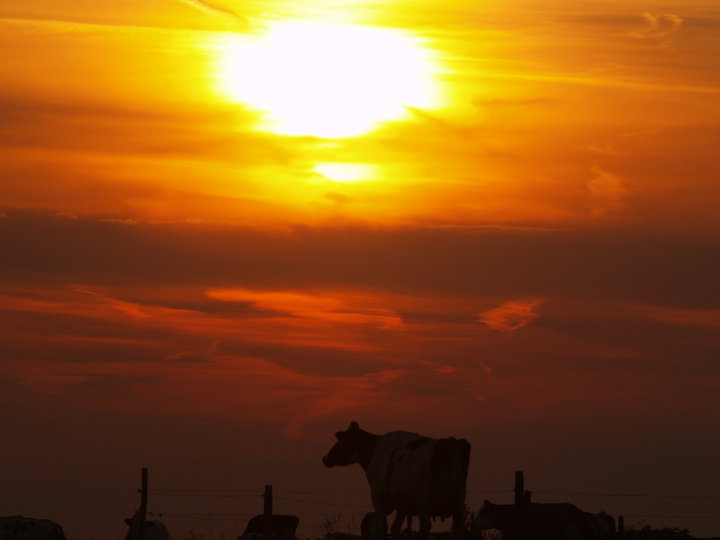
215;21;441;138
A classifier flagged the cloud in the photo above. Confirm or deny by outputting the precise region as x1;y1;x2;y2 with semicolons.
587;166;628;216
588;143;623;156
5;340;410;438
205;288;404;329
174;0;250;27
629;304;720;330
477;298;544;332
0;285;416;435
72;288;153;319
628;12;683;40
3;213;720;308
473;97;558;108
0;93;272;162
474;70;720;94
404;106;484;139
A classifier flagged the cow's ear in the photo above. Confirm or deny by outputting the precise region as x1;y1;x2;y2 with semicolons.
349;421;359;430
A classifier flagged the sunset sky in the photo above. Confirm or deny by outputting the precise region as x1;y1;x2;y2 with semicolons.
1;0;719;538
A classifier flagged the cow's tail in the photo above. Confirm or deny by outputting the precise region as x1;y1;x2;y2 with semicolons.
430;438;472;520
453;439;471;536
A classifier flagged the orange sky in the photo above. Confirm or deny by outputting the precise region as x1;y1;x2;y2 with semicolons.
1;1;719;539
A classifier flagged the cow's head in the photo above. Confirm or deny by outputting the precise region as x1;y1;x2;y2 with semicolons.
322;421;375;469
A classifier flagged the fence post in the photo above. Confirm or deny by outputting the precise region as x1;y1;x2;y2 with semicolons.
139;468;149;540
263;485;273;540
514;471;524;506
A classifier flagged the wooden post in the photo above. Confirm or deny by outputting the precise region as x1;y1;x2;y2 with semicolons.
514;471;524;506
523;490;532;505
139;468;149;540
618;515;625;537
263;485;273;540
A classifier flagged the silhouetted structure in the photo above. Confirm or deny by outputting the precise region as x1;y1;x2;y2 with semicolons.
125;469;168;540
472;500;615;540
124;512;169;540
623;526;720;540
240;515;299;540
0;517;67;540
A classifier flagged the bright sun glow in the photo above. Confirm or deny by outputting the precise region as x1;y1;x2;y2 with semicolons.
313;162;378;183
215;21;440;138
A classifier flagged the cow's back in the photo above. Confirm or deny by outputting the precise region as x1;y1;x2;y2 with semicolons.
365;430;423;513
365;432;470;519
385;436;436;515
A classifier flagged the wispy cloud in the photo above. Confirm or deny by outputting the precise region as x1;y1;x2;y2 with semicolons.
588;142;623;157
627;12;683;41
475;70;720;94
5;339;410;438
205;288;404;329
629;304;720;330
477;298;544;332
174;0;251;28
72;288;153;319
587;166;628;217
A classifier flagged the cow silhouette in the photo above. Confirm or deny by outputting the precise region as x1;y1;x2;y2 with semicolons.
0;516;66;540
323;421;471;540
473;501;616;540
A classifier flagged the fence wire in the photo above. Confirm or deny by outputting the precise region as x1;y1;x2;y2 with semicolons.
146;486;720;530
152;487;720;501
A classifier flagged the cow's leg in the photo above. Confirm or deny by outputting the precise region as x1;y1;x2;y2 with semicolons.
390;512;405;540
417;514;431;540
452;504;465;539
369;492;389;540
